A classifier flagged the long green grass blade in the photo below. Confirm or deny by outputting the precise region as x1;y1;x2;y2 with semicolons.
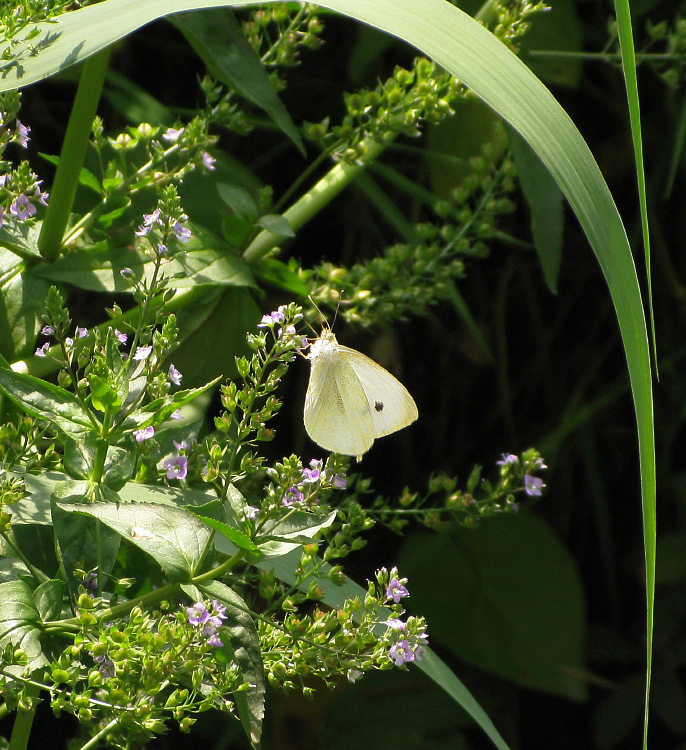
613;2;656;743
2;0;656;745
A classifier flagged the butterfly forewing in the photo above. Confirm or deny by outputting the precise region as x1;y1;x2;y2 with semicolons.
304;338;376;457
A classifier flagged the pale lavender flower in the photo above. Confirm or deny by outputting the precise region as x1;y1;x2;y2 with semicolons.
114;329;127;344
331;473;347;489
135;208;162;236
301;459;323;484
34;183;49;206
164;455;188;480
524;475;544;497
93;653;115;679
384;618;407;631
187;602;209;625
170;409;182;420
35;342;50;357
41;325;54;336
201;151;216;170
133;345;152;361
386;577;409;604
389;640;415;667
10;194;36;221
15;120;30;147
75;326;88;339
258;309;285;327
282;486;304;506
173;220;191;242
163;127;184;142
157;243;168;257
168;364;183;386
245;505;259;520
134;426;155;443
496;453;518;466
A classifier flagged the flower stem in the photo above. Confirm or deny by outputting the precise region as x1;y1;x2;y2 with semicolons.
38;48;111;261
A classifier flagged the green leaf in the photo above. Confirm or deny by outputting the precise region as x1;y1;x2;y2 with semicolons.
399;512;586;701
192;513;260;555
0;249;50;361
31;230;256;292
197;580;265;747
170;7;305;155
0;367;95;439
8;469;75;525
52;482;121;595
255;213;295;238
33;579;66;622
507;125;563;294
57;500;212;581
39;153;103;194
216;182;259;222
0;580;47;672
252;256;310;296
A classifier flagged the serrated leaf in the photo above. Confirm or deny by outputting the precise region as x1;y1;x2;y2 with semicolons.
0;368;94;438
57;501;212;581
0;580;48;672
198;580;265;746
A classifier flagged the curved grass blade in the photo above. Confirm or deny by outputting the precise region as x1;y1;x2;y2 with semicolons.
2;0;656;745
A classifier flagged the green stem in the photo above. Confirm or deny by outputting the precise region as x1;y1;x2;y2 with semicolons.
8;683;40;750
242;132;394;263
38;48;111;261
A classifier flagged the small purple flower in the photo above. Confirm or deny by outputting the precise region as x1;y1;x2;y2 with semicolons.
386;577;409;603
34;183;49;206
201;151;216;170
157;243;168;257
163;127;184;142
173;220;191;242
168;364;183;386
120;267;134;279
282;486;304;506
75;326;88;339
135;208;162;236
35;342;50;357
206;631;223;647
173;439;190;452
134;426;155;443
10;194;36;221
187;602;209;625
258;310;286;327
245;505;259;520
496;453;518;466
331;473;347;489
170;409;182;420
84;571;99;591
65;337;73;347
301;459;323;484
524;475;544;497
41;325;54;336
15;120;30;148
133;345;152;361
533;457;547;470
114;329;128;344
389;639;415;667
93;653;116;679
164;455;188;480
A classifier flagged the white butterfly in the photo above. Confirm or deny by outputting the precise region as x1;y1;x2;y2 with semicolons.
304;329;418;460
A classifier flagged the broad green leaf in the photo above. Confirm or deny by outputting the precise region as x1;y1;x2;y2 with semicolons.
399;512;586;701
216;182;258;222
198;580;265;747
31;235;256;292
52;482;122;595
255;213;295;238
170;7;304;155
58;500;212;581
0;580;47;673
252;256;310;297
118;480;217;508
33;579;66;622
0;367;95;438
9;469;80;525
0;248;50;361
